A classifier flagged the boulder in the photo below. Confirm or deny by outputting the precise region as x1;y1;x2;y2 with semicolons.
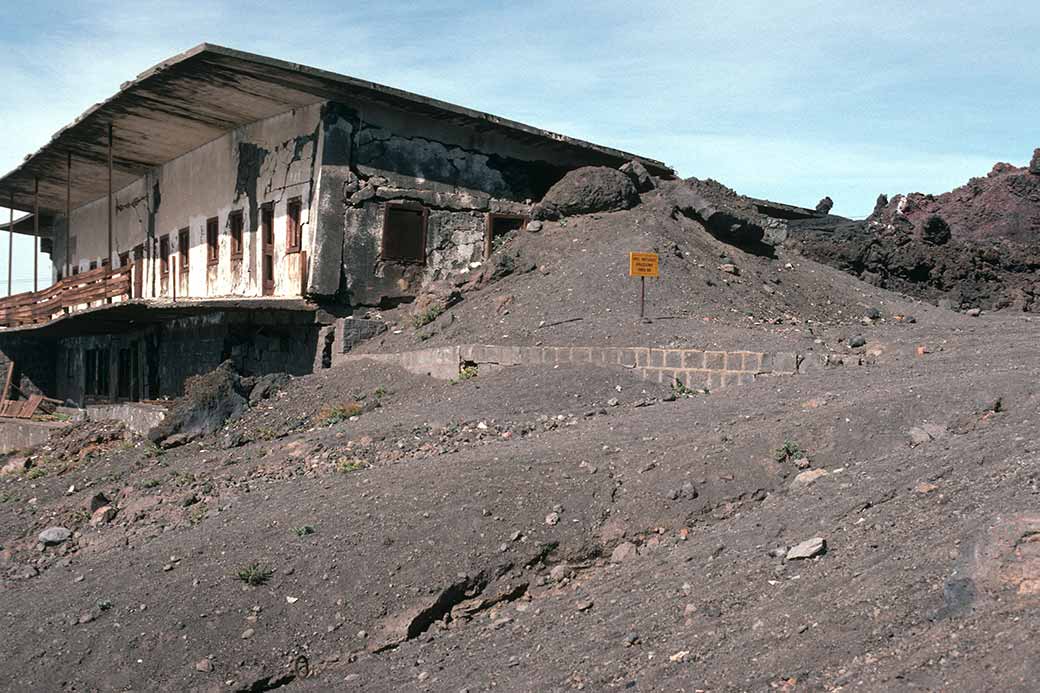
610;541;639;563
786;537;826;560
147;362;249;447
815;196;834;214
921;215;951;246
1031;148;1040;175
0;456;30;477
90;506;118;527
532;166;639;220
38;527;72;546
659;180;772;256
619;160;655;192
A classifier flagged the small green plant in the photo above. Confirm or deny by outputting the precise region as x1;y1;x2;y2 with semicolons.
97;599;113;611
293;525;316;537
141;478;162;489
336;457;365;474
413;305;445;329
452;364;479;384
373;386;389;399
26;466;47;480
671;378;704;398
236;562;273;586
319;402;364;426
774;440;805;463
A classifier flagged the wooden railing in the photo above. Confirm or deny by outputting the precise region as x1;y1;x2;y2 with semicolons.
0;265;133;328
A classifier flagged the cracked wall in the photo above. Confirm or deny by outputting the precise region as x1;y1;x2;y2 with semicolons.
51;103;322;299
308;101;576;305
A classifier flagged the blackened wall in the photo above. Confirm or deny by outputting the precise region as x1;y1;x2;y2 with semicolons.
0;335;58;400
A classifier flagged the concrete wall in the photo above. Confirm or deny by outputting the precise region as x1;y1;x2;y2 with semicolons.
0;420;67;454
84;403;166;436
51;103;322;300
309;100;582;305
338;343;804;390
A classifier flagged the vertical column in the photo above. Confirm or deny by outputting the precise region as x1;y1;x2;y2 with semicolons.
65;152;72;278
33;177;39;292
7;191;12;296
107;123;113;270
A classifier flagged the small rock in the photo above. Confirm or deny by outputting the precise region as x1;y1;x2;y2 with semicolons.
623;632;640;646
607;398;620;407
0;456;30;476
965;308;982;317
791;469;829;489
575;599;594;612
544;512;560;526
669;650;690;663
865;307;882;320
914;481;939;494
610;541;638;563
90;506;117;527
815;196;834;214
786;537;826;561
240;628;255;640
38;527;72;546
849;335;867;348
526;220;543;233
719;263;740;276
793;457;811;470
195;658;212;673
88;492;110;512
549;564;572;582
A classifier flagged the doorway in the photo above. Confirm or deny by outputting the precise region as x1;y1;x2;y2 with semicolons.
484;214;526;258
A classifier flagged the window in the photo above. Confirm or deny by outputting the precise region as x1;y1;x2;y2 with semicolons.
84;350;97;396
119;252;129;269
485;214;526;258
286;198;302;253
229;211;244;258
206;217;219;266
89;260;98;271
262;204;274;247
382;203;427;263
159;236;170;277
117;348;131;400
84;348;110;398
178;228;190;273
97;350;110;396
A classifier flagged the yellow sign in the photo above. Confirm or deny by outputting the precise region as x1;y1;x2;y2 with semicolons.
629;252;659;277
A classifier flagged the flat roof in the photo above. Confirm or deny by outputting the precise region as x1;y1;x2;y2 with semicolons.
0;44;672;219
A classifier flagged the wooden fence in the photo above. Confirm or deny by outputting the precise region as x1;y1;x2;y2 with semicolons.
0;265;133;328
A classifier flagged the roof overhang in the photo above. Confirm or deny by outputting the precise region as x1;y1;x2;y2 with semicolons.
0;212;55;237
0;44;673;216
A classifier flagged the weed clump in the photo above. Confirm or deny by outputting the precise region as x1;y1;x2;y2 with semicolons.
236;562;273;586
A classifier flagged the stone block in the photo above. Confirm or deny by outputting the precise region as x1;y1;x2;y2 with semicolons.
704;351;726;370
650;349;665;368
665;350;682;368
681;350;704;369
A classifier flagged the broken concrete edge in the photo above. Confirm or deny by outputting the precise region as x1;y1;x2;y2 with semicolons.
335;345;850;389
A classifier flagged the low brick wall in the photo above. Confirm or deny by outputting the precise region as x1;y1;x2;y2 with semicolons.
339;344;802;390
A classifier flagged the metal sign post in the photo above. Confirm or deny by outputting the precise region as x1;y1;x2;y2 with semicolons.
628;252;659;319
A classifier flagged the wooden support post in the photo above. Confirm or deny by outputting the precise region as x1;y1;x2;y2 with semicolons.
7;191;12;297
65;152;72;278
33;177;39;292
107;123;113;270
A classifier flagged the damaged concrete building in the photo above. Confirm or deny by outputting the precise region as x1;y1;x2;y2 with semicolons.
0;44;669;408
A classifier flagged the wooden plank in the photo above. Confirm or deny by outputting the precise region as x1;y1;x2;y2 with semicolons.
1;362;13;403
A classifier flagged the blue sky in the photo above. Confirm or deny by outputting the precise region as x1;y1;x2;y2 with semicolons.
1;0;1038;293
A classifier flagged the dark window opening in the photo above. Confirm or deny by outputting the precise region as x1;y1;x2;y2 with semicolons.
206;217;219;266
84;350;97;396
119;252;129;269
262;204;274;246
72;266;80;276
97;350;110;397
382;204;427;264
89;260;98;271
159;236;170;277
117;348;131;400
485;214;526;258
178;228;190;273
230;210;244;258
286;198;302;253
263;255;274;285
